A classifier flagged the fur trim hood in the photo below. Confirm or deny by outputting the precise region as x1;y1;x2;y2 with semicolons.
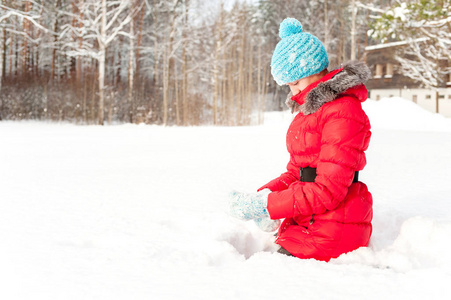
286;60;372;115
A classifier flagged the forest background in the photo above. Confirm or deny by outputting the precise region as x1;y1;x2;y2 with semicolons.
0;0;448;125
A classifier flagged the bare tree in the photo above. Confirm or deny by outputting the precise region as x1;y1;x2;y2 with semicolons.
61;0;132;125
0;0;392;125
370;0;450;98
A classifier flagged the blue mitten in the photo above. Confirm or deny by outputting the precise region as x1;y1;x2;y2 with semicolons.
229;189;271;220
254;217;281;232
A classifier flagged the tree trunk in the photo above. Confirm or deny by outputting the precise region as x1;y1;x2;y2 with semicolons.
175;62;180;125
129;17;135;123
324;0;328;53
2;27;6;79
163;43;168;125
152;0;160;123
115;37;122;87
237;14;245;125
341;18;346;63
363;9;369;62
91;62;97;123
98;0;107;125
14;30;18;75
182;0;189;126
0;10;2;120
221;36;226;125
351;0;357;60
51;0;62;82
228;39;236;126
83;75;88;123
182;45;188;125
213;3;223;125
163;3;178;125
22;1;31;74
262;59;270;119
77;0;84;84
135;0;145;77
246;37;253;125
257;41;262;125
8;33;12;75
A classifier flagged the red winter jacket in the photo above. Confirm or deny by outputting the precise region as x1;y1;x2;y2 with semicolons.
259;61;373;261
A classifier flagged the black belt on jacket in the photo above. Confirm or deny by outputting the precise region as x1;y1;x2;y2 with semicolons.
300;167;359;183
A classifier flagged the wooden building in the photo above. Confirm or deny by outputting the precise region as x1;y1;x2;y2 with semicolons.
364;40;451;118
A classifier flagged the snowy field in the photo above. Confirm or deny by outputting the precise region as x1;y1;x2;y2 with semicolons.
1;97;451;299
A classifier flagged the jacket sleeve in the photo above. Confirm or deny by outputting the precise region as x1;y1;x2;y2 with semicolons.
257;155;298;192
267;100;371;219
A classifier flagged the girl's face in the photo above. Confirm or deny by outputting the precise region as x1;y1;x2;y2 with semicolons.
286;77;311;96
286;70;328;96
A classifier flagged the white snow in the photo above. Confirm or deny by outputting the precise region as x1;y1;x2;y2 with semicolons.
1;97;451;299
365;38;429;51
363;97;451;132
393;3;408;22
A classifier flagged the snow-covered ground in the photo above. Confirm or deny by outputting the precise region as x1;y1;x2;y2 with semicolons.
1;97;451;299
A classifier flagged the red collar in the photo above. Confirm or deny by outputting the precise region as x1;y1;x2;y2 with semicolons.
291;68;342;106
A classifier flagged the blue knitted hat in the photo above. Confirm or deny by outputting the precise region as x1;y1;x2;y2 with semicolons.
271;18;329;86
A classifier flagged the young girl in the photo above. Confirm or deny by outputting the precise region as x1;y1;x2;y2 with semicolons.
230;18;373;261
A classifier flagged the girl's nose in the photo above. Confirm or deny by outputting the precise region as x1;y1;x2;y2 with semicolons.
289;85;299;96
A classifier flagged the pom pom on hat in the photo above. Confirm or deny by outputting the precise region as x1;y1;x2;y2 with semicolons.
279;18;303;39
271;18;329;86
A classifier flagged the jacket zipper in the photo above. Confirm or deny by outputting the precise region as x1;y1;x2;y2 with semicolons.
309;214;315;225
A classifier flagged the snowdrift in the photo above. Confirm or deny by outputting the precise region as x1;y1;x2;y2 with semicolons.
1;97;450;299
363;97;451;132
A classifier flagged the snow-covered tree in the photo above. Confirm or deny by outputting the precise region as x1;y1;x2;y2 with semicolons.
60;0;133;125
370;0;450;89
0;0;396;125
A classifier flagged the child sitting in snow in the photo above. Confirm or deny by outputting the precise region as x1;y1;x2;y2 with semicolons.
229;18;373;261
